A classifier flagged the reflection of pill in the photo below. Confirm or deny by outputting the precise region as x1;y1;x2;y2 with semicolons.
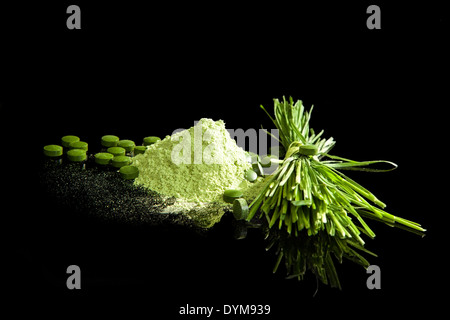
107;147;126;156
233;198;249;220
69;141;88;151
233;221;248;240
94;152;114;165
118;140;135;152
61;135;80;148
67;149;87;162
111;155;131;168
245;169;257;182
119;165;139;180
298;144;318;156
223;189;243;204
143;136;161;146
134;146;147;155
43;145;63;157
101;135;119;147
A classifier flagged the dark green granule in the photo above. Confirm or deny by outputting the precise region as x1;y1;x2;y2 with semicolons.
38;156;197;228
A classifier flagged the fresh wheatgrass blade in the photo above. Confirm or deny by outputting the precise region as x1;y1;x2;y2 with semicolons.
247;97;425;288
322;153;398;172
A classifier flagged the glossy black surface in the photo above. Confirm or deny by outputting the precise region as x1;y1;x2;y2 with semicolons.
4;2;445;318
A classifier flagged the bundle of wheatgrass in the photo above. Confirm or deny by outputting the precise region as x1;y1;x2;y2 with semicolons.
247;97;425;289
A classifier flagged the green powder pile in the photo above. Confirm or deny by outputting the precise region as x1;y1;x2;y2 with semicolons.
132;118;252;228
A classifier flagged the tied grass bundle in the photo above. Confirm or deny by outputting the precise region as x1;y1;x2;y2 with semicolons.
247;97;425;289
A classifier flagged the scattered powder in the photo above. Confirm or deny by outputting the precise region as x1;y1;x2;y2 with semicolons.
132;118;252;228
241;176;268;202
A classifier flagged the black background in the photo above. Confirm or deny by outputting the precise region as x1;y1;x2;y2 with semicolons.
2;1;448;318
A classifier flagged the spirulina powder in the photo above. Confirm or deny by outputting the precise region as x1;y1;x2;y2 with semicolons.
132;118;252;228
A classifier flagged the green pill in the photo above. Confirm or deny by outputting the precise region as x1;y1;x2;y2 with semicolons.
260;155;277;168
298;144;318;156
43;145;63;157
143;136;161;146
67;149;87;162
134;146;147;155
119;165;139;180
250;153;260;164
101;135;120;147
245;169;258;182
61;135;80;148
69;141;88;151
117;139;135;152
245;152;252;164
107;147;126;156
233;198;249;220
94;152;114;165
223;189;243;204
252;161;264;176
111;155;131;168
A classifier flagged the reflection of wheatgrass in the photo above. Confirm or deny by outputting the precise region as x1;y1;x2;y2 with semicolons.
132;118;252;227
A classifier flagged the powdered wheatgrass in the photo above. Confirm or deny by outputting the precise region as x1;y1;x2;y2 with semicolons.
132;118;253;228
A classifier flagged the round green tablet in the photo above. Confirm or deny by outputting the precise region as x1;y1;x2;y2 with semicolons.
101;135;120;147
223;189;243;204
245;169;257;182
69;141;88;151
260;155;277;168
119;165;139;180
250;153;260;164
298;144;318;156
111;155;131;168
233;198;249;220
143;136;161;146
61;135;80;148
134;145;147;155
117;139;135;152
107;147;126;156
43;144;63;157
67;149;87;162
252;161;264;176
94;152;114;165
245;152;252;164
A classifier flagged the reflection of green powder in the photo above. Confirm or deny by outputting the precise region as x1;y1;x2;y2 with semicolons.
132;118;252;228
